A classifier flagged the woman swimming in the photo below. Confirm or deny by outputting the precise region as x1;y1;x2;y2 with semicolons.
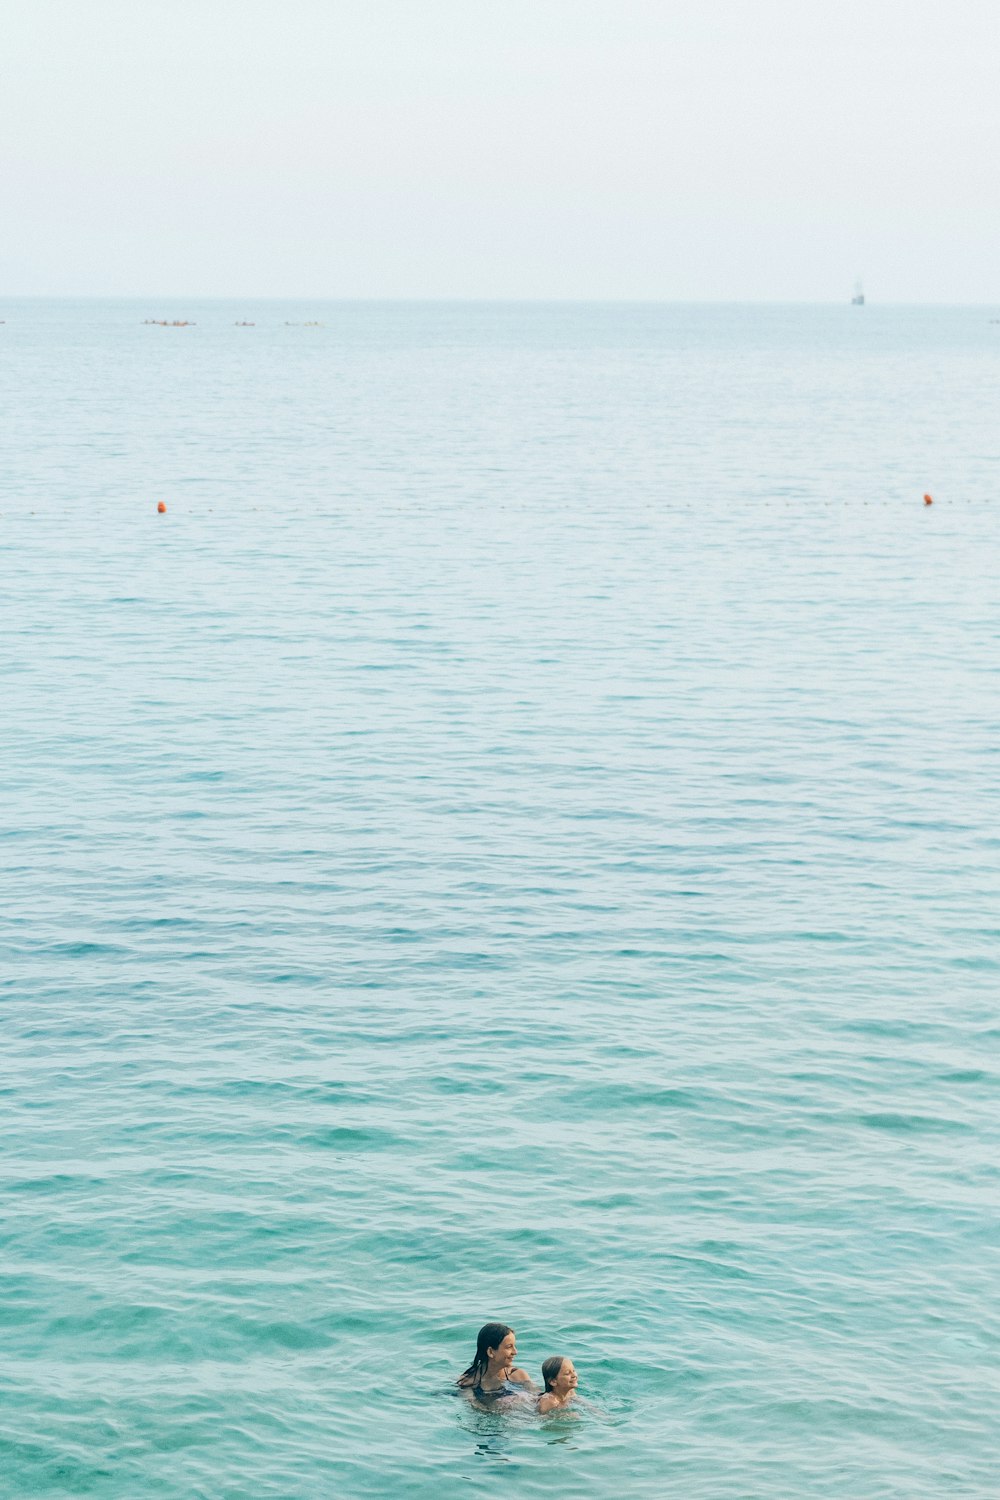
536;1355;579;1414
456;1323;535;1406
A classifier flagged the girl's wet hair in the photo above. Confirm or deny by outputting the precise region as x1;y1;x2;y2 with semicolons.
541;1355;565;1391
457;1322;512;1386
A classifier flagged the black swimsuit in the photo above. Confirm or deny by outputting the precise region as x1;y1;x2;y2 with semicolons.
473;1377;522;1403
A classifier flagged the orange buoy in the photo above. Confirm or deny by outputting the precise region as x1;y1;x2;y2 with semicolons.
157;501;167;514
923;493;933;506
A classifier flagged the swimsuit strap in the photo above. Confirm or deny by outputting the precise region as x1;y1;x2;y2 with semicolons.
474;1375;516;1398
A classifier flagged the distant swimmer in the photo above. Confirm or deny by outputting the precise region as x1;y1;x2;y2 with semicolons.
537;1355;579;1414
456;1322;535;1406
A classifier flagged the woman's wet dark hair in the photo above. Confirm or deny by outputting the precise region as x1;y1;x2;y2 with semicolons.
541;1355;565;1392
457;1322;512;1387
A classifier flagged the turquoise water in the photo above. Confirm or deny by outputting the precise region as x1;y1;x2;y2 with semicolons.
2;300;999;1497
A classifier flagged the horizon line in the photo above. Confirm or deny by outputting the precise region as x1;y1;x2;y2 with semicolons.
3;294;1000;308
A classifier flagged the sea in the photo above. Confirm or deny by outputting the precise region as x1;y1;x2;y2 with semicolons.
2;299;998;1498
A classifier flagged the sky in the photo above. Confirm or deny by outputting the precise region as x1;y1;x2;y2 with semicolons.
2;0;998;301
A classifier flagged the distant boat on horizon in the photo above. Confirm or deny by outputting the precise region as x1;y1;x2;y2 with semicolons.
852;279;865;306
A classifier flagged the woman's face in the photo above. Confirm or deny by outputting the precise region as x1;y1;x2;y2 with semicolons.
489;1331;517;1371
551;1359;578;1397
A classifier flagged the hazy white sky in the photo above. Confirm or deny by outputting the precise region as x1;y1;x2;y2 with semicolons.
3;0;998;300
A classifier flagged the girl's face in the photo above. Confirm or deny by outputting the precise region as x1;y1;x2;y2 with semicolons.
489;1331;517;1372
552;1359;578;1397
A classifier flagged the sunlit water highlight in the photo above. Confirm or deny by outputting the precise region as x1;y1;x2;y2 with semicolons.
2;300;999;1497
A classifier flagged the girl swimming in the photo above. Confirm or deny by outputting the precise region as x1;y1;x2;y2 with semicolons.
456;1323;535;1406
536;1355;579;1414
